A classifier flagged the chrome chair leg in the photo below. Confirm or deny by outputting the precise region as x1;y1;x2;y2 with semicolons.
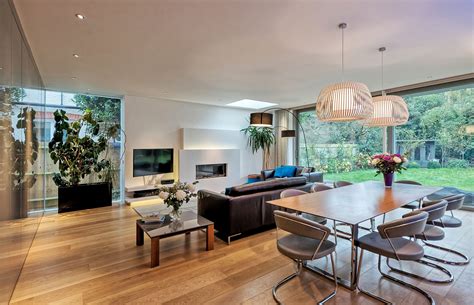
378;256;435;305
356;250;392;304
386;257;453;283
422;240;471;266
273;256;337;305
333;220;338;246
272;261;303;304
318;253;338;305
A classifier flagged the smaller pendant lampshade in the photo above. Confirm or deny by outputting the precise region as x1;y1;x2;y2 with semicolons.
250;112;273;127
365;95;409;126
316;81;373;122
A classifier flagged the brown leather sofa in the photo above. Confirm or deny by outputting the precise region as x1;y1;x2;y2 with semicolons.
261;166;323;183
197;177;313;243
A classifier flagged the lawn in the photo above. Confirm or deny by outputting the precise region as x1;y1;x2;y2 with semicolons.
325;168;474;192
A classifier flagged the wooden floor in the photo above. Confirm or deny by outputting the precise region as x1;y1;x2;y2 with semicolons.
1;205;473;305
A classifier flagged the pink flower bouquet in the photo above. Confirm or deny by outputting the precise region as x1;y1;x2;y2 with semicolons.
370;153;408;175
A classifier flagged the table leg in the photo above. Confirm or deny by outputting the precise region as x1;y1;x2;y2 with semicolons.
136;223;144;246
151;237;160;268
350;224;359;290
206;224;214;251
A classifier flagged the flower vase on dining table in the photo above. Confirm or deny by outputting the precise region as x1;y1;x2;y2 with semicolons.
370;153;408;189
383;172;394;188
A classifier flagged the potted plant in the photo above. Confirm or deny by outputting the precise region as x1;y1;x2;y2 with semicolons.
48;109;119;213
241;125;275;169
370;153;408;188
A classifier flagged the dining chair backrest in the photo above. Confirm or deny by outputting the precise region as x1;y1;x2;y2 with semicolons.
280;189;307;199
395;180;422;186
333;181;353;188
311;183;333;193
377;211;428;239
444;194;465;211
274;210;330;241
404;200;447;222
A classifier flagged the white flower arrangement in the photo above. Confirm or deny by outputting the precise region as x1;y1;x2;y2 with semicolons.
156;181;198;213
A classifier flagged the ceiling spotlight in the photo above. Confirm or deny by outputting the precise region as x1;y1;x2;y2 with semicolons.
75;14;85;20
71;77;77;80
73;54;79;58
0;67;3;70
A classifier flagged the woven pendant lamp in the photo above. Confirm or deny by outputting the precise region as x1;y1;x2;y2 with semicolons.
365;47;409;126
316;23;373;122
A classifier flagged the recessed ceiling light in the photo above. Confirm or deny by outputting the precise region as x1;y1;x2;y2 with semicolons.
75;14;85;20
0;67;3;70
73;54;79;58
71;77;77;80
227;99;278;109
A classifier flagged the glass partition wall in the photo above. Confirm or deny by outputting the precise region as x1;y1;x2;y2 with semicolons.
0;0;44;303
296;81;474;208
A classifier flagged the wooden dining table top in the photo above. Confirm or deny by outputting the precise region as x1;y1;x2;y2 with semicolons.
268;181;442;225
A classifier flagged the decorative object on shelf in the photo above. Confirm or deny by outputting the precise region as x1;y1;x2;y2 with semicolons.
156;181;198;220
48;109;120;212
247;107;310;167
365;47;409;127
316;23;373;122
370;153;408;188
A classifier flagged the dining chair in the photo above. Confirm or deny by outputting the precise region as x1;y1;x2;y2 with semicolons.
311;182;333;193
395;180;423;210
422;194;470;265
309;183;339;245
355;211;435;305
386;200;453;283
280;189;327;225
333;180;353;188
272;210;337;304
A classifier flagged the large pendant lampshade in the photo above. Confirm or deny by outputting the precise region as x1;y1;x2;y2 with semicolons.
365;47;409;127
316;23;373;122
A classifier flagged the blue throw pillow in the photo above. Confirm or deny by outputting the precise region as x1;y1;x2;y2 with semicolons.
274;166;297;178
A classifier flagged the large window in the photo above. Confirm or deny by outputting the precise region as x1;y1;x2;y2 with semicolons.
10;90;123;213
297;82;473;207
395;84;473;207
297;110;382;180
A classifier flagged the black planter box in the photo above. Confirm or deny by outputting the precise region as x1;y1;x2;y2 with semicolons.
58;182;112;213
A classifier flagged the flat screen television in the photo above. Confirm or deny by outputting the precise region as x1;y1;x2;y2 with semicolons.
133;148;173;177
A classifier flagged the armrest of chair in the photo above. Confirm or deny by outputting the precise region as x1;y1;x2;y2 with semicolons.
301;172;323;183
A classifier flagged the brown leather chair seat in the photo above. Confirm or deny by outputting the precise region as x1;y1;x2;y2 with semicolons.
415;224;445;241
357;232;424;260
277;234;336;261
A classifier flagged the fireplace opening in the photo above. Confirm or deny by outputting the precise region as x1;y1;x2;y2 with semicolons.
196;163;227;179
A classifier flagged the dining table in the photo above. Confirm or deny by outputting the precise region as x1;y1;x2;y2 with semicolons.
267;181;442;290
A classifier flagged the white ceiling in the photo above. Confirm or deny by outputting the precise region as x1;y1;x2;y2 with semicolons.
14;0;474;108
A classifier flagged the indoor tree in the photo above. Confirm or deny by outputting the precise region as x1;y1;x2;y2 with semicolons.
241;125;275;169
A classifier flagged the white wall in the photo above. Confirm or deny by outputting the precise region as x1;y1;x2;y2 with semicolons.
124;95;262;188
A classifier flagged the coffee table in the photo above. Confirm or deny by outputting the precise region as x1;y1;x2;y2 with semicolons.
135;210;214;267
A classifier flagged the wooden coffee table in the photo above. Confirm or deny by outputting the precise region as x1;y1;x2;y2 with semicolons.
135;210;214;267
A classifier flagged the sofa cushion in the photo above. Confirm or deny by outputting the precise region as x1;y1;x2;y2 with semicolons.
226;176;308;197
274;166;297;178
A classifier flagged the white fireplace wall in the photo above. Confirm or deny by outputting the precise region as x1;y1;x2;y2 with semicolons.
179;149;240;192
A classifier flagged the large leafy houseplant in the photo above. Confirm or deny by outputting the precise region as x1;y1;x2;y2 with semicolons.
241;125;275;169
48;109;118;187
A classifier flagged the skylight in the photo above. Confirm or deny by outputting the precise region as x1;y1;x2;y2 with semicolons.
227;99;277;109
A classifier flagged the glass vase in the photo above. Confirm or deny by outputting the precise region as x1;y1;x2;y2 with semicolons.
170;207;182;221
383;172;394;188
